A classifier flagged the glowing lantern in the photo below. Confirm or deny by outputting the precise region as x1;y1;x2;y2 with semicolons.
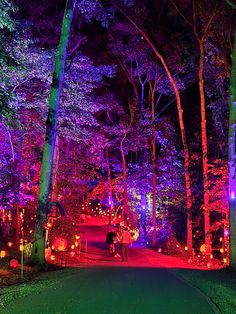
200;244;208;253
75;241;79;247
224;229;229;237
70;251;75;257
220;248;224;253
19;244;24;252
7;242;13;247
9;259;18;268
75;235;80;240
46;222;52;229
71;244;75;250
50;255;56;261
223;258;228;264
184;246;188;251
210;254;213;259
0;250;6;258
53;238;68;251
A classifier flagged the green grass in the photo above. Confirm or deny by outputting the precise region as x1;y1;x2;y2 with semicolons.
173;267;236;314
0;267;79;309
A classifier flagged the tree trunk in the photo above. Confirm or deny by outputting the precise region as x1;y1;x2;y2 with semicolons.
30;0;75;267
120;137;128;223
116;7;193;250
51;136;59;201
150;85;157;246
198;40;211;250
229;30;236;267
106;147;113;226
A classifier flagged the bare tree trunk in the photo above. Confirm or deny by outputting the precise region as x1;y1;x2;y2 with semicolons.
198;40;210;249
30;0;75;267
120;136;128;223
150;84;157;246
106;147;113;226
229;30;236;266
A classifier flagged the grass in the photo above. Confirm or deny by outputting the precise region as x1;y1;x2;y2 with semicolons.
0;256;79;310
173;267;236;314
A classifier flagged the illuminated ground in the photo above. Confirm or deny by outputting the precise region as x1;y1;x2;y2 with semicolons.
1;266;217;314
1;216;219;314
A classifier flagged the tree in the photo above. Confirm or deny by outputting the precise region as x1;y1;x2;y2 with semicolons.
30;0;75;267
224;0;236;267
113;3;193;250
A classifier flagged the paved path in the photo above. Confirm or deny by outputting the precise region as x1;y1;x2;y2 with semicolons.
2;266;216;314
2;217;218;314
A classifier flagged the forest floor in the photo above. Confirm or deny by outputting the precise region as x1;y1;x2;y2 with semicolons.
0;216;236;313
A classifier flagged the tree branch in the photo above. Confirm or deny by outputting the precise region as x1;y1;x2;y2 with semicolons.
225;0;236;10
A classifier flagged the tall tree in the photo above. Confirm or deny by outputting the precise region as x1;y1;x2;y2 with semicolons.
114;4;193;250
30;0;75;267
225;0;236;267
171;0;217;252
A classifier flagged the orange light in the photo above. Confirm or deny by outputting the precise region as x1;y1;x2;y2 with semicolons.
19;244;24;252
7;242;13;247
184;246;188;251
207;263;211;269
210;254;213;259
50;255;56;261
220;248;224;253
75;241;79;247
70;251;75;257
51;245;54;250
71;245;75;249
0;250;6;258
75;235;80;240
223;258;227;264
176;244;179;248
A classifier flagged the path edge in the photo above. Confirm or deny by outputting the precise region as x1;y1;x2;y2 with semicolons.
169;269;222;314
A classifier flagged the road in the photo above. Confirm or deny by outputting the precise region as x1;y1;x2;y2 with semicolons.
2;217;218;314
2;266;216;314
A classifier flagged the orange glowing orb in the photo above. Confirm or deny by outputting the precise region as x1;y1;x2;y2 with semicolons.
53;238;68;251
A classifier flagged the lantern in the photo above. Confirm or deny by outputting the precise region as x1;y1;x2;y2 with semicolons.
0;250;6;258
9;259;18;268
50;255;56;261
53;238;68;251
